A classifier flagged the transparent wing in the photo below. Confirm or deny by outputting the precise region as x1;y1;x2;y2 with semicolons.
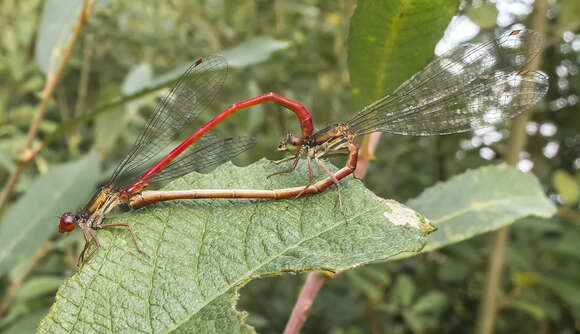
147;135;256;187
348;30;548;136
109;56;227;188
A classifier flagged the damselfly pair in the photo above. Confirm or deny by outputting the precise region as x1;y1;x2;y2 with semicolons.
60;29;549;265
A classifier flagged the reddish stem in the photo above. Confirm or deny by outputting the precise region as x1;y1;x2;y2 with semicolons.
354;132;381;178
283;273;330;334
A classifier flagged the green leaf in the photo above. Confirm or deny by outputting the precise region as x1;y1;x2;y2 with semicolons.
401;165;556;257
347;0;460;108
553;228;580;258
558;0;580;32
466;3;498;29
3;309;49;334
403;311;436;333
346;270;384;301
542;276;580;309
552;169;580;205
39;159;434;333
392;274;415;307
13;276;64;302
34;0;83;73
153;37;290;85
404;291;447;332
221;37;291;68
512;299;546;319
411;291;447;313
0;153;100;276
122;63;153;95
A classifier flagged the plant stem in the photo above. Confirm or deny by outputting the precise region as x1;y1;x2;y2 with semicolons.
475;1;548;333
283;104;379;333
0;0;97;216
354;132;382;178
283;272;331;334
74;33;94;119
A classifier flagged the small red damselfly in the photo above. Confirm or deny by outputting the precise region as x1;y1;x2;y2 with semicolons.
59;56;314;265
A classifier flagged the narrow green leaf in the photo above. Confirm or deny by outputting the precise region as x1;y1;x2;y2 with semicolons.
346;271;384;301
392;274;415;307
466;3;499;29
347;0;460;107
411;291;447;313
552;169;580;205
220;37;290;68
3;309;49;334
122;63;154;95
542;276;580;309
39;159;434;333
512;300;546;319
402;164;556;256
0;153;100;276
13;276;64;302
34;0;83;73
153;37;290;85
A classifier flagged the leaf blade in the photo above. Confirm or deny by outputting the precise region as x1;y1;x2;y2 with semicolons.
405;164;556;255
34;0;84;73
39;159;433;333
347;0;461;107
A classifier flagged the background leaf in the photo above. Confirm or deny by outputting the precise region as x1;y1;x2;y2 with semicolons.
3;309;48;334
404;164;556;255
552;169;580;205
153;37;290;86
347;0;461;107
466;3;499;29
0;152;99;276
39;159;433;333
34;0;84;73
13;276;64;302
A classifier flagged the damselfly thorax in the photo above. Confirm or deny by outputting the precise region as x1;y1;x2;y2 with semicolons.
306;123;357;158
83;186;122;229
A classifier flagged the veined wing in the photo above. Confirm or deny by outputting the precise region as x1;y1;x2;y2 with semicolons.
348;30;547;136
109;56;227;188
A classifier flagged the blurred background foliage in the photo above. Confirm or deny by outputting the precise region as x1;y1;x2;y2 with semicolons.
0;0;579;333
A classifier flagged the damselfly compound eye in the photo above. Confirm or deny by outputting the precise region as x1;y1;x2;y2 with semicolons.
59;213;77;233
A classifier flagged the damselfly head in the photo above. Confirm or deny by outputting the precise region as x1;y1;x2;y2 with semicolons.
278;134;302;152
59;213;78;233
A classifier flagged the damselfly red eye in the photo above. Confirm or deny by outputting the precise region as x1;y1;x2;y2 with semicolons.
59;213;77;233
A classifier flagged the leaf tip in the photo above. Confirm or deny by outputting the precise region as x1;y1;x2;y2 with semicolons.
380;199;435;235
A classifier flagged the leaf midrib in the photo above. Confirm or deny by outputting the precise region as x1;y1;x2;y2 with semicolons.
430;195;546;225
373;0;414;100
